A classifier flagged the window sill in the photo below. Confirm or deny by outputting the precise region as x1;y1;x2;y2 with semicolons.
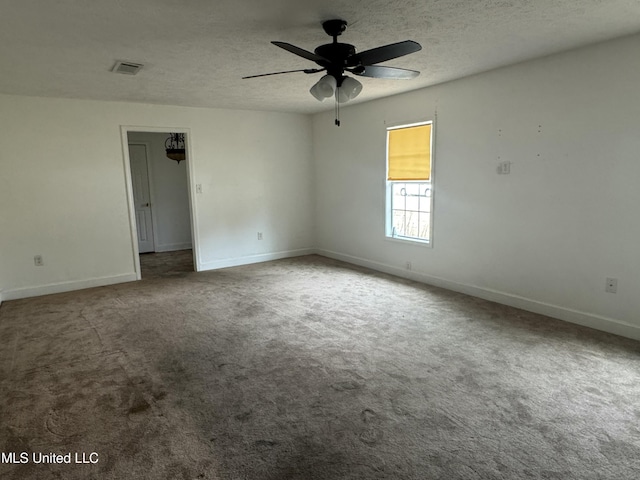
384;235;432;248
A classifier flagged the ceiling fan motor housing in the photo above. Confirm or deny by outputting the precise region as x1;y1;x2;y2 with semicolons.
316;19;357;80
315;43;356;67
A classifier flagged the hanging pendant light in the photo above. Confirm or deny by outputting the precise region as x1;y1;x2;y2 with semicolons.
165;133;186;163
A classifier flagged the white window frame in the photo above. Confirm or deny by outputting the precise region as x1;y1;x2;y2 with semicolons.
385;120;434;246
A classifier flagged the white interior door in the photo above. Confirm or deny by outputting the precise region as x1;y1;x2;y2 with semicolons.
129;144;155;253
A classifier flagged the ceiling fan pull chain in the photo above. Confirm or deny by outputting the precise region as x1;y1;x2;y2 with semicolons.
335;89;341;126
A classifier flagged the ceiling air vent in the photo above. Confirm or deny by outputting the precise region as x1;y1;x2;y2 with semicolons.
112;61;144;75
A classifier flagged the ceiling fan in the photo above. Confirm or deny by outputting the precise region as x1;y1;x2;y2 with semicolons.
243;19;422;125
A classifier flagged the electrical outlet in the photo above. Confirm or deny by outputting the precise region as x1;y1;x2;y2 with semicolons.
605;277;617;294
405;261;411;271
195;184;202;194
257;232;263;240
34;255;44;266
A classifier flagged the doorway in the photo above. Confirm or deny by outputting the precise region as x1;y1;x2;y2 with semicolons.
122;127;198;279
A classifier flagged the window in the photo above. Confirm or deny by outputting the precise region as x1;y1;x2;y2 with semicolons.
386;122;433;244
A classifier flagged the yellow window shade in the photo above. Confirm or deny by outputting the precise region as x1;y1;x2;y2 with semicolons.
387;124;431;181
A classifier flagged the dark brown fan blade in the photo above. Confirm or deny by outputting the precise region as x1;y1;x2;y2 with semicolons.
352;65;420;80
349;40;422;66
242;68;324;79
272;41;327;64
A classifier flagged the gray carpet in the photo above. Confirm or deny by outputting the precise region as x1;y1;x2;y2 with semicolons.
0;254;639;479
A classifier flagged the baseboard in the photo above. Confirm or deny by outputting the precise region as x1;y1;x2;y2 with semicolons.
2;274;138;301
154;243;193;253
198;248;316;271
317;249;640;342
0;288;4;307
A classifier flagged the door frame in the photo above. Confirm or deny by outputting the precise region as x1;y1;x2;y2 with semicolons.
120;126;200;280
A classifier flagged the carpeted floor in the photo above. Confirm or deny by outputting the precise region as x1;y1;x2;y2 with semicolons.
0;254;639;479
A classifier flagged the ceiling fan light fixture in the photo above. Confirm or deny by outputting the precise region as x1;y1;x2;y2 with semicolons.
336;76;362;103
244;19;421;124
310;74;337;101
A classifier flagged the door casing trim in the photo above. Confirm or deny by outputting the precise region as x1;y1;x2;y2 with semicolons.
120;126;199;279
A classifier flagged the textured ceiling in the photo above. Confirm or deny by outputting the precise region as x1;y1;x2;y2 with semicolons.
1;0;639;114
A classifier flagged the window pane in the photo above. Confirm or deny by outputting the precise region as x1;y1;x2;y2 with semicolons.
419;186;431;213
405;211;420;238
404;183;420;196
392;210;406;236
391;183;406;198
389;181;431;241
405;194;420;212
419;212;430;238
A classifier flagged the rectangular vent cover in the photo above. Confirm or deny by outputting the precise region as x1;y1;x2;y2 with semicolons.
112;61;143;75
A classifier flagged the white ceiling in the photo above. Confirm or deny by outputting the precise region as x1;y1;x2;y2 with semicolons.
2;0;639;114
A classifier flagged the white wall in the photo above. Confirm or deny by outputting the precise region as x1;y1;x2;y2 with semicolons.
127;132;192;252
0;96;314;299
2;34;638;341
313;33;640;340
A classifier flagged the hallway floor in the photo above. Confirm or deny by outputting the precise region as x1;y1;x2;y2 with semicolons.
139;249;194;279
